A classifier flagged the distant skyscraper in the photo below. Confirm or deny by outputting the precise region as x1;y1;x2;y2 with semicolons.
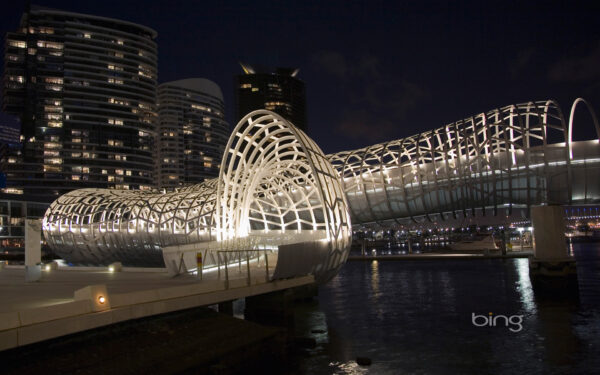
157;79;228;189
235;63;307;132
2;5;158;198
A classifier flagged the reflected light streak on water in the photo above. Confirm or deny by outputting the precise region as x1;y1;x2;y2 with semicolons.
514;258;537;314
291;242;600;374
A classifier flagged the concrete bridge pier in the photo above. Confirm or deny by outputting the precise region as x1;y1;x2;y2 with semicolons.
529;205;578;292
25;219;42;282
245;284;318;326
218;301;234;315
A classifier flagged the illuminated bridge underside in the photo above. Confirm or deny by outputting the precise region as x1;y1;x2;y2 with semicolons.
43;100;600;275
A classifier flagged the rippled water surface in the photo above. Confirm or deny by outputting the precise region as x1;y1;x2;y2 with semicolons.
291;242;600;374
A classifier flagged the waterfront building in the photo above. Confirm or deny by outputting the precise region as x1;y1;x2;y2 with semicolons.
0;193;50;254
235;63;307;132
157;78;229;189
2;5;158;199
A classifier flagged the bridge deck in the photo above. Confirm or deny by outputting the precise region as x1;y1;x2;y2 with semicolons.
0;265;314;351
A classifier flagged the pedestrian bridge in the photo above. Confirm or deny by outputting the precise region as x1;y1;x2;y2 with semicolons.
42;99;600;280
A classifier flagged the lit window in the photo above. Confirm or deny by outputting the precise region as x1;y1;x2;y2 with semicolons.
108;118;124;125
240;83;251;89
45;77;63;84
2;188;23;194
108;139;123;147
36;41;63;49
191;104;211;112
9;40;26;48
9;76;25;83
46;85;63;91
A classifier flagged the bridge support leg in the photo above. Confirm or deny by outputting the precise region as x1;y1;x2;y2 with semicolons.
245;284;317;326
25;219;42;282
218;301;234;316
361;240;366;257
529;205;577;293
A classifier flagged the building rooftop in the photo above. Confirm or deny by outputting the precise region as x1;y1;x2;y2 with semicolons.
160;78;224;100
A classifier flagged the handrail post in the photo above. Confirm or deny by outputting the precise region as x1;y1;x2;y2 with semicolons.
224;251;229;289
200;249;205;281
246;250;251;286
264;250;269;281
217;251;221;279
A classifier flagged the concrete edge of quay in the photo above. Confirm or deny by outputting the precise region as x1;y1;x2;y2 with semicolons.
0;273;315;351
347;251;533;261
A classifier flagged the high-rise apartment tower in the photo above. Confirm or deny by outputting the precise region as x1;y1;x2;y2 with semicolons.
235;63;306;132
157;78;228;189
2;5;158;198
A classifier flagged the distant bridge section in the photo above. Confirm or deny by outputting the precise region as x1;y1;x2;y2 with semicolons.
329;99;600;225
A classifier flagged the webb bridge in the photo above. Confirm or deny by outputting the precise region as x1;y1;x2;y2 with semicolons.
42;99;600;281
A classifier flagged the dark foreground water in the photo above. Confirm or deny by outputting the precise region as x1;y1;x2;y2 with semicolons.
290;242;600;374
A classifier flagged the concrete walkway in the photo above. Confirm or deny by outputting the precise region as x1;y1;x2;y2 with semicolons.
0;263;314;351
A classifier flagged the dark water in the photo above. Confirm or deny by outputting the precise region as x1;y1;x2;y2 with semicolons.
291;242;600;374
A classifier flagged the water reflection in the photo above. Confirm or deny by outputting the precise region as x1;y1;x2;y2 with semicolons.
370;260;379;296
514;258;536;314
293;243;600;374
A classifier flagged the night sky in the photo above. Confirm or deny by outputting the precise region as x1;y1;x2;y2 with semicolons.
1;0;599;153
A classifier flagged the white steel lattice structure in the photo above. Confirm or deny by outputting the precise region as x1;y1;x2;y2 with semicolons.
43;100;600;278
330;99;600;225
44;110;352;281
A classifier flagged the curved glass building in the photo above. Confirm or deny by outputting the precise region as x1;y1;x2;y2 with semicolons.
2;5;158;198
157;78;229;189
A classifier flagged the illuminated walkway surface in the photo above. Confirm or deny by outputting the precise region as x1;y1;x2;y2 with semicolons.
0;264;312;350
1;251;279;312
41;99;600;280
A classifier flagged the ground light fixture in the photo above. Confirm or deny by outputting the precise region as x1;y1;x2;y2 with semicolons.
98;296;106;304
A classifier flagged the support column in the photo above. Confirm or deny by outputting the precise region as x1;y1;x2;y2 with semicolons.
218;301;233;316
361;239;366;257
529;205;577;291
245;284;317;326
25;219;42;282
